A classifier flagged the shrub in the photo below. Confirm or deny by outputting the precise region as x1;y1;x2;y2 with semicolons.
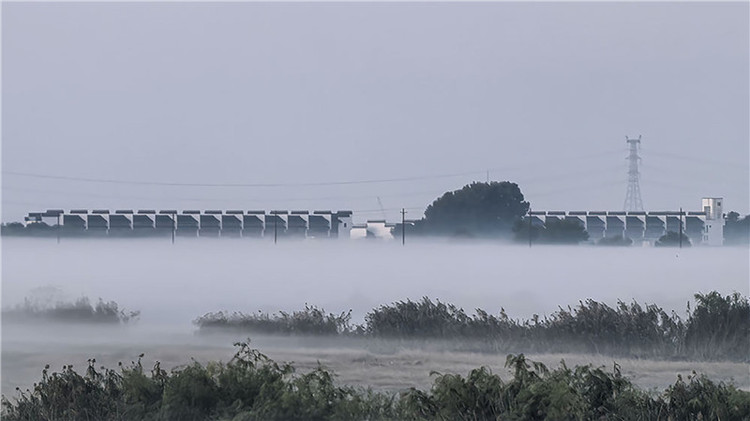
684;291;750;360
597;235;633;246
656;231;691;247
2;296;139;324
194;305;353;335
3;346;749;421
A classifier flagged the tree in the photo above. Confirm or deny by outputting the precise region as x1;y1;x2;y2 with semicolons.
596;235;633;247
1;222;25;235
416;181;529;238
541;218;589;244
655;231;691;247
513;217;589;245
724;211;749;246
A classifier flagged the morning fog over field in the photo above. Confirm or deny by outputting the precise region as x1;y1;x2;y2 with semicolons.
2;1;750;419
3;238;748;329
2;237;749;399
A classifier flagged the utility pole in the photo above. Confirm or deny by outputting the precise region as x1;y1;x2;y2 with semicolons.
171;213;175;244
400;208;406;246
57;213;61;244
679;207;683;249
528;208;532;248
273;211;278;244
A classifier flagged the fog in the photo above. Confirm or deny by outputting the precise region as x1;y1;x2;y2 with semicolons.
2;237;749;396
3;238;748;329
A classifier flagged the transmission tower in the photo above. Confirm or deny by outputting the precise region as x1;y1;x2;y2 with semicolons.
623;135;644;211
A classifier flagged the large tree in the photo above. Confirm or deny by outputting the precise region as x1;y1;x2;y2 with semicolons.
724;211;749;246
417;181;529;237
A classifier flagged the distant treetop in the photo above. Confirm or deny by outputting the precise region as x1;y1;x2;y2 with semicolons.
416;181;529;238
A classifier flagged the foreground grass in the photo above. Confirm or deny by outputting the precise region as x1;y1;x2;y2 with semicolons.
195;291;750;362
2;341;748;421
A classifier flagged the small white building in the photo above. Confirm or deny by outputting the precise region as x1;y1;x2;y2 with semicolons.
701;197;724;246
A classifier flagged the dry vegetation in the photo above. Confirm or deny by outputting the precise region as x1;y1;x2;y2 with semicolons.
2;296;140;324
196;291;749;362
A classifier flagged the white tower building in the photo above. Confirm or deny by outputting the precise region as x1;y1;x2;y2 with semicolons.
701;197;724;246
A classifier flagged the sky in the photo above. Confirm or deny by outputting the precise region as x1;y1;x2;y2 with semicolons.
2;1;748;223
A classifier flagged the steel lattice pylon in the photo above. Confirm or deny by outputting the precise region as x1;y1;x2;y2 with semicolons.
623;135;644;211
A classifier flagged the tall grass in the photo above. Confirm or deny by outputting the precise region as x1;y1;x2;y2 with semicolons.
2;296;139;324
684;291;750;360
196;291;749;362
194;305;353;336
3;342;749;420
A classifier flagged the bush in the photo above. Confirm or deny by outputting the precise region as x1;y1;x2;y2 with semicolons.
6;345;748;421
597;235;633;246
2;296;139;324
656;231;691;247
684;291;750;360
365;297;474;338
195;305;353;336
196;291;749;362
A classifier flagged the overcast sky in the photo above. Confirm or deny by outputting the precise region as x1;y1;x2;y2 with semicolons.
2;2;748;223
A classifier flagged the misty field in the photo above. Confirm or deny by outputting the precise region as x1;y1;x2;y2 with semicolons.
2;238;749;416
2;237;748;327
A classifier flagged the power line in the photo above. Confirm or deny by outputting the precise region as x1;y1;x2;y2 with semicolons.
644;149;747;170
1;147;627;189
526;180;623;199
0;185;449;204
1;170;485;188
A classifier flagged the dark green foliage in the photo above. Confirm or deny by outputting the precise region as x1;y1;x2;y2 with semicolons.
363;297;689;358
194;305;353;335
2;360;125;421
365;298;473;338
1;222;25;233
725;211;750;246
537;299;687;358
514;218;589;244
665;372;750;421
5;346;749;421
596;234;633;246
656;231;692;247
684;292;750;360
414;181;529;238
538;218;589;244
2;297;139;324
1;222;57;237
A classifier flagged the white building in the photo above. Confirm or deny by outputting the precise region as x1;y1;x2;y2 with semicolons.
701;197;724;246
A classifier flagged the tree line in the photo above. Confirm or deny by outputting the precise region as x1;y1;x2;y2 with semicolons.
394;181;749;245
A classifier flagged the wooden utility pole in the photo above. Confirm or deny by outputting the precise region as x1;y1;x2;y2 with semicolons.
57;213;61;244
679;207;683;249
528;208;533;248
274;211;278;244
401;208;406;246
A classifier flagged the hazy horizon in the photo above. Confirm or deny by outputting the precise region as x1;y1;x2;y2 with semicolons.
3;2;749;224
